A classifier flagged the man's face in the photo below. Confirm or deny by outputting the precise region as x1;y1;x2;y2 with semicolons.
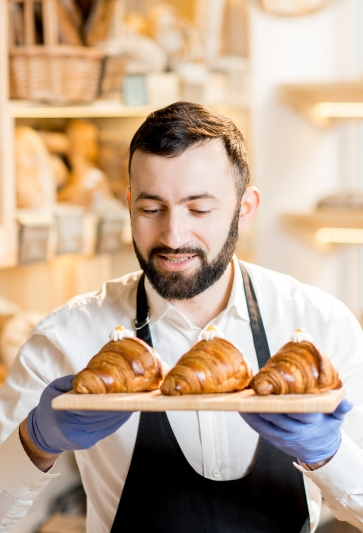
128;138;241;300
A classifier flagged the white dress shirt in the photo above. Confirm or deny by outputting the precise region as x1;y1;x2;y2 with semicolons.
1;256;363;533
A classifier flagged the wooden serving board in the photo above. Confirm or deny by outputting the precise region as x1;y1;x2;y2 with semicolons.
52;387;346;413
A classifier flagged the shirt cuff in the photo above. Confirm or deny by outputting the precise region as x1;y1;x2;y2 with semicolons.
294;431;363;499
0;425;59;500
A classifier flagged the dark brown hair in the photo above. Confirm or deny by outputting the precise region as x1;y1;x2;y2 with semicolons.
128;101;250;199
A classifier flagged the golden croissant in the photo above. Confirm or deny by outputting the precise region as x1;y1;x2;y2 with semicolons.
73;334;164;394
251;339;342;396
161;337;253;395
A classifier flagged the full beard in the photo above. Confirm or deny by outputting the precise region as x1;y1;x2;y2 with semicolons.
132;206;240;300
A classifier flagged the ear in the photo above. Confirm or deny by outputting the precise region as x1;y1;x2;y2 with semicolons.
126;186;131;213
238;187;261;233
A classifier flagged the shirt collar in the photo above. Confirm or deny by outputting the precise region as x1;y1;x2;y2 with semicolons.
228;255;250;322
144;254;250;327
144;275;175;326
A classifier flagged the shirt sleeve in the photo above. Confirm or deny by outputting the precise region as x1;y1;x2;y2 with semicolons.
0;425;59;532
294;300;363;532
296;431;363;532
0;333;73;530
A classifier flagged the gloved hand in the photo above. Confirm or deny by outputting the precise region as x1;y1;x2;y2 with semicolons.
28;375;133;454
240;399;352;464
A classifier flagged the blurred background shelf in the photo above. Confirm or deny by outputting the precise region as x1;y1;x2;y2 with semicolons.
279;81;363;128
282;210;363;251
10;101;251;119
0;0;252;310
10;101;158;119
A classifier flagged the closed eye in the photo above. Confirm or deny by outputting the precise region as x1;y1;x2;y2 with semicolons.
139;208;163;215
191;209;212;215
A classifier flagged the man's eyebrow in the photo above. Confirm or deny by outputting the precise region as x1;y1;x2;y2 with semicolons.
135;192;167;202
135;192;218;203
179;193;218;203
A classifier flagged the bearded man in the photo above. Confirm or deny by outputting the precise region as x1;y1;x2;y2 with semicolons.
1;102;363;533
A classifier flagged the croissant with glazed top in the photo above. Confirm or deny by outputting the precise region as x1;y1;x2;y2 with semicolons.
161;326;253;395
73;326;164;394
251;330;342;396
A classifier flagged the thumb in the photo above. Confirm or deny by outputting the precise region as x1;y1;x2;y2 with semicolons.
51;375;75;393
332;399;353;419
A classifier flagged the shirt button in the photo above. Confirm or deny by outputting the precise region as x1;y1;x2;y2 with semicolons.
29;486;38;492
207;411;214;415
212;468;221;478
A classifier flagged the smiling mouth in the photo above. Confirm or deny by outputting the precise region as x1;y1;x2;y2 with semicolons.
159;255;197;264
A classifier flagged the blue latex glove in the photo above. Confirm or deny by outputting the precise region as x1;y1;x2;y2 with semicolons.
240;399;353;464
28;375;133;454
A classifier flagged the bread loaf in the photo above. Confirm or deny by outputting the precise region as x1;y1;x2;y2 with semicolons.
15;126;56;209
57;0;83;45
39;131;70;155
0;365;7;388
83;0;119;46
58;120;114;209
50;155;69;189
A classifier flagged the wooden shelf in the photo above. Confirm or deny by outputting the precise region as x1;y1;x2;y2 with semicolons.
279;81;363;128
281;210;363;251
10;101;251;120
10;101;158;119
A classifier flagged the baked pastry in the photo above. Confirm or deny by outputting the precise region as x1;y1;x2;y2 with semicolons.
83;0;119;46
251;329;342;395
161;326;253;395
15;125;56;208
73;326;164;394
15;126;56;208
98;135;129;201
50;155;69;189
10;3;25;46
0;311;44;368
38;132;70;155
147;4;204;67
0;364;7;388
58;120;115;209
57;0;83;45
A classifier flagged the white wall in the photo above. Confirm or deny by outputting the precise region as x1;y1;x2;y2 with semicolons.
249;0;363;315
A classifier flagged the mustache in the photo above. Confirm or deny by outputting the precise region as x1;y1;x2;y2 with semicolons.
148;245;205;257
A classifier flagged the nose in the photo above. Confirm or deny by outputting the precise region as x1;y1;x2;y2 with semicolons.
159;208;190;250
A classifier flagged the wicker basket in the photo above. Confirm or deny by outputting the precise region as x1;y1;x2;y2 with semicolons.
8;0;105;104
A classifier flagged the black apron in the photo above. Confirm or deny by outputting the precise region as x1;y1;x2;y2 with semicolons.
111;265;310;533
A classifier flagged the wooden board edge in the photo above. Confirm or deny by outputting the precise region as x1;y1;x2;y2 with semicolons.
52;387;346;414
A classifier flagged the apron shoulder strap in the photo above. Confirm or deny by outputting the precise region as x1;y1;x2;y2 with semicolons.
240;263;271;367
135;273;153;347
